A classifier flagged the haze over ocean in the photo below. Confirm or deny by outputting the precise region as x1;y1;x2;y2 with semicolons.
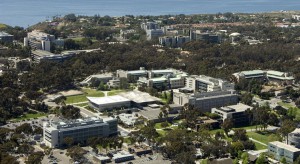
0;0;300;27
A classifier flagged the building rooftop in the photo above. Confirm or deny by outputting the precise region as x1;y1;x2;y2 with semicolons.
240;70;265;76
87;95;130;105
48;117;107;129
269;141;300;152
119;91;161;104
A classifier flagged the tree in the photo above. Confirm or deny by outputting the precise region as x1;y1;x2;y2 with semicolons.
26;151;44;164
279;119;296;143
17;144;34;156
64;137;74;147
280;157;287;164
15;123;33;134
255;153;266;164
66;145;87;162
161;121;169;129
60;105;81;119
222;119;233;136
119;77;129;89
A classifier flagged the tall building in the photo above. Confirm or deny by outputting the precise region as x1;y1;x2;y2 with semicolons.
24;30;64;52
146;29;164;40
43;117;118;148
268;141;300;163
0;32;13;43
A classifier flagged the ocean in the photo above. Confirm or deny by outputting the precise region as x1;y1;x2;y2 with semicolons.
0;0;300;28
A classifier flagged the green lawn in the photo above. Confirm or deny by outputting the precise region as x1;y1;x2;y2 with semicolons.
254;142;268;150
247;131;276;145
66;88;104;104
107;90;125;96
76;103;88;107
12;113;47;121
278;101;296;108
154;122;171;129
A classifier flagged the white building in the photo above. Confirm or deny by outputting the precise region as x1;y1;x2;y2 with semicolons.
118;113;140;126
87;95;131;111
233;70;294;86
185;75;234;93
43;117;117;148
292;15;300;21
24;30;64;52
173;91;238;112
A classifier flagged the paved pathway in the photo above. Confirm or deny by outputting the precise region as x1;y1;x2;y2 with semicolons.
249;138;267;146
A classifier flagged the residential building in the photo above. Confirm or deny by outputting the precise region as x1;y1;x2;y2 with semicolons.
146;29;164;40
268;141;300;163
288;128;300;149
185;75;234;93
233;70;294;86
87;95;131;111
24;30;64;52
0;31;13;43
43;117;118;148
80;73;114;86
173;91;238;112
211;103;253;126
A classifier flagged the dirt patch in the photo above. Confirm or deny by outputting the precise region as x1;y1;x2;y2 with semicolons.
59;90;84;96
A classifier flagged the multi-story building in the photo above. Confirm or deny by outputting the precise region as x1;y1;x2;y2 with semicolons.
292;15;300;21
173;90;238;112
211;103;253;126
120;29;136;40
159;35;190;47
43;117;118;148
146;29;164;40
268;141;300;163
137;69;188;90
141;22;160;30
116;67;148;82
24;30;64;52
185;75;234;93
31;50;74;63
288;129;300;149
233;70;294;86
0;31;13;43
189;30;220;43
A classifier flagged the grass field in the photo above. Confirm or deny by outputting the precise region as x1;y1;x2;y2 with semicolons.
247;131;274;144
66;88;104;104
154;122;171;129
254;142;268;150
278;101;296;108
12;113;47;121
107;90;125;96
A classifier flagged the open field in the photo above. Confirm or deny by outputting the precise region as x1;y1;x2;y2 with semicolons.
66;88;104;104
107;90;125;96
11;113;47;122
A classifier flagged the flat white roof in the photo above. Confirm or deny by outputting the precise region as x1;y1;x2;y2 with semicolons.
87;95;130;105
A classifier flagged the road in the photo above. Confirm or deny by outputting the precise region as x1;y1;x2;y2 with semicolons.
74;105;99;118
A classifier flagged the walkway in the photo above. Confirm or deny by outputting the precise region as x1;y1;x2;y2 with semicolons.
249;138;267;146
